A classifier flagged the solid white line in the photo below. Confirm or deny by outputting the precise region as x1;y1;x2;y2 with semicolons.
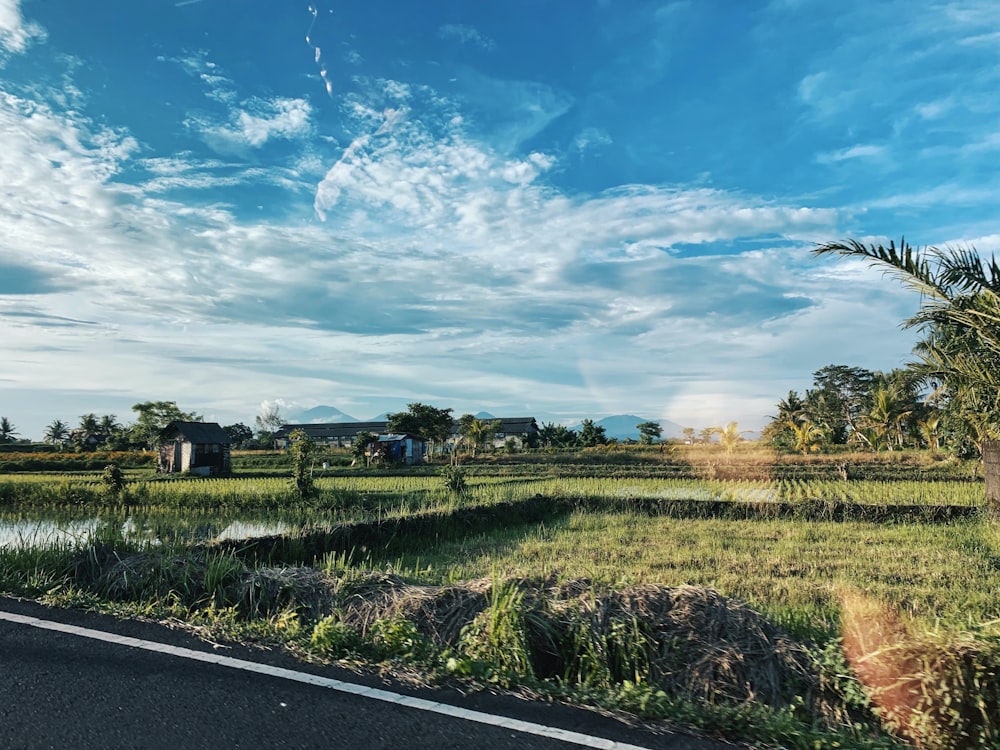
0;609;654;750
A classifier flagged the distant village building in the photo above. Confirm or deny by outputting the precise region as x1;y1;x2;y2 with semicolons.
157;421;232;476
272;422;389;449
487;417;539;449
271;417;538;456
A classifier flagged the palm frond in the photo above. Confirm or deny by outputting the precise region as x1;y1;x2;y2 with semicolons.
813;238;949;299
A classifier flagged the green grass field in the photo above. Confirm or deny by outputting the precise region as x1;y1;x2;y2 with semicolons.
1;450;996;749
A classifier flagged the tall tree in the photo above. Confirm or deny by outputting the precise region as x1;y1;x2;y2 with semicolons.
131;401;202;449
636;421;662;445
762;391;809;450
255;403;286;442
223;423;254;448
74;413;101;450
579;419;608;447
387;403;455;453
43;419;69;446
457;415;501;457
0;417;18;443
789;419;824;456
810;365;874;445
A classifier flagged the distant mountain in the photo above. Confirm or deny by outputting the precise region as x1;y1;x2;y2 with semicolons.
571;415;687;441
474;411;496;420
292;405;357;424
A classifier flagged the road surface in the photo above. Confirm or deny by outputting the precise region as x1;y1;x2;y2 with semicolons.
0;597;740;750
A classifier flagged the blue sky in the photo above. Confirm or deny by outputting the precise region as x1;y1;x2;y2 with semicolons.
2;0;999;440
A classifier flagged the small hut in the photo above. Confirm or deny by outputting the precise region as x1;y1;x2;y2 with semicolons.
369;434;426;465
157;421;232;476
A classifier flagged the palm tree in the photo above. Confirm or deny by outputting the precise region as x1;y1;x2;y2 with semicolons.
815;239;1000;410
917;412;942;453
788;419;824;456
815;238;1000;504
713;421;750;456
0;417;17;443
44;419;69;446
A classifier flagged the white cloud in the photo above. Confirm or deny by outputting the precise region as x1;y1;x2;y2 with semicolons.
573;127;613;155
816;144;887;164
0;0;43;55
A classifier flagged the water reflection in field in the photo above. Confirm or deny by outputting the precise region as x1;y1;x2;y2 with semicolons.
0;508;320;549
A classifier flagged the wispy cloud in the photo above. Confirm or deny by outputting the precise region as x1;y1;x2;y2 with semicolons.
438;24;495;51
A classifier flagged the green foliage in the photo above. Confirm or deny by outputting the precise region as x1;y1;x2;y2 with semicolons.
456;578;539;679
636;421;662;445
438;464;467;494
222;423;254;448
351;431;377;463
100;463;127;499
288;429;318;500
387;403;455;449
131;401;202;450
578;419;608;447
311;615;365;658
457;415;502;456
0;417;19;443
537;422;578;448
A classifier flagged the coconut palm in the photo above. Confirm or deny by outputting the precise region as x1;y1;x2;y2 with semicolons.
44;419;69;446
788;419;824;455
814;239;1000;408
0;417;17;443
712;421;751;456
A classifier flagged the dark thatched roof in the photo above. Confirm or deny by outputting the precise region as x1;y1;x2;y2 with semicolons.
160;421;232;445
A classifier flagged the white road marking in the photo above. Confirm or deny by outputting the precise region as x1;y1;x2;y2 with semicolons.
0;609;655;750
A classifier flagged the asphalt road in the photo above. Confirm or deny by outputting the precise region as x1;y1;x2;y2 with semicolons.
0;597;740;750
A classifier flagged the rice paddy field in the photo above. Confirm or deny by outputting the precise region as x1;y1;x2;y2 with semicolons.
2;449;999;749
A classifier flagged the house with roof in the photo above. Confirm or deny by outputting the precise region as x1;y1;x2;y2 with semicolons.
271;421;389;449
486;417;539;449
157;421;232;476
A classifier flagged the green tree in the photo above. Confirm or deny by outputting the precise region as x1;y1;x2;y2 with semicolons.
636;421;662;445
0;417;18;443
43;419;69;446
223;423;254;448
917;411;942;453
255;403;286;443
579;419;608;447
537;422;578;448
712;421;749;456
387;403;454;454
130;401;202;449
73;413;101;450
788;419;824;456
457;415;501;457
681;427;696;444
762;391;810;451
352;431;377;465
288;428;318;499
809;365;874;445
815;239;1000;456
